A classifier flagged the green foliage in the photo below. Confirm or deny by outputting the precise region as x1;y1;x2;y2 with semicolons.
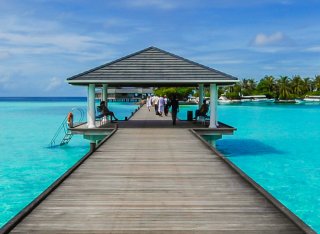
154;87;194;100
257;75;276;98
221;74;320;100
225;92;241;100
155;74;320;101
306;90;320;96
240;78;256;96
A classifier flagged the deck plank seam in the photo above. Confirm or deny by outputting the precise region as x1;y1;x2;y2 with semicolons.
189;129;315;234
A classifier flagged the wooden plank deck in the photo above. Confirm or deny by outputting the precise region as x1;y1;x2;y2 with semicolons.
10;106;306;233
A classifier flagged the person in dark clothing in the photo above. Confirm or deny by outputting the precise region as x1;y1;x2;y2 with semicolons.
194;100;209;120
99;101;118;122
164;95;169;116
170;96;179;125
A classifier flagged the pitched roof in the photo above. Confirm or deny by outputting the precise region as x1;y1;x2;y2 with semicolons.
67;46;238;86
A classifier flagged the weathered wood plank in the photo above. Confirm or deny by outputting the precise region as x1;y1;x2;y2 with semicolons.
10;106;304;233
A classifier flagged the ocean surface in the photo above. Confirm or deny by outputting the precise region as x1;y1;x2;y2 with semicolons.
1;98;320;231
0;97;139;228
178;102;320;232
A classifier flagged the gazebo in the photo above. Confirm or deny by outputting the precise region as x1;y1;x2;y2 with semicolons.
67;46;238;129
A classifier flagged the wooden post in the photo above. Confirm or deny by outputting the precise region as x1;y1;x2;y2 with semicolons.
90;142;96;152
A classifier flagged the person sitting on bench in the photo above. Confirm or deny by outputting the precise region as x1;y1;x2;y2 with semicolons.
194;100;209;120
99;101;118;122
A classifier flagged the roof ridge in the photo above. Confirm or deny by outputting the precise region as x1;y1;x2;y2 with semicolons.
67;46;238;81
67;47;155;80
145;47;237;80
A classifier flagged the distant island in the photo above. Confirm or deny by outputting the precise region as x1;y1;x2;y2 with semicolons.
154;75;320;103
221;75;320;101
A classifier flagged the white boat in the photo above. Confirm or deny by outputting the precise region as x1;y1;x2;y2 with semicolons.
295;99;304;104
218;95;232;103
241;95;272;102
303;95;320;102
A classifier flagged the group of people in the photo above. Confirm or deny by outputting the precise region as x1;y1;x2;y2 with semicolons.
146;95;179;125
97;96;208;126
147;95;168;116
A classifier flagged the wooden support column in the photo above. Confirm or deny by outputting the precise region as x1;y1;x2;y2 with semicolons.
87;84;96;129
209;84;218;128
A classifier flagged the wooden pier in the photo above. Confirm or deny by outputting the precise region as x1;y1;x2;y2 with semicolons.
8;106;312;233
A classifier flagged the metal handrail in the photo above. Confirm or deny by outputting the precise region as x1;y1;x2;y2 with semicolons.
71;107;85;125
49;107;85;147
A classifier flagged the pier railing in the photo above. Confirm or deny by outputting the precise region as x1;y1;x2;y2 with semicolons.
49;107;85;147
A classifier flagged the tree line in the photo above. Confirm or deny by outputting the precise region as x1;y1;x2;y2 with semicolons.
153;75;320;101
224;75;320;100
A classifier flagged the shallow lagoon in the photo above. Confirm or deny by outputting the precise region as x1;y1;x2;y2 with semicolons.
1;99;319;231
179;102;320;231
0;98;138;228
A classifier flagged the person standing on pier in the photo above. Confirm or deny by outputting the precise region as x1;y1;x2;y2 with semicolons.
164;95;169;116
170;95;179;125
152;95;159;115
158;95;165;116
146;95;152;111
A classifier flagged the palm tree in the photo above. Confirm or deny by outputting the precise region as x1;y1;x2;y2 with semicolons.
277;76;292;100
264;76;276;93
291;75;304;97
314;75;320;91
241;78;256;95
225;83;241;99
302;77;313;93
257;75;276;97
247;78;257;91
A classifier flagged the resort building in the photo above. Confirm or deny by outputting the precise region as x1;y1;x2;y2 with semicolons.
95;87;154;101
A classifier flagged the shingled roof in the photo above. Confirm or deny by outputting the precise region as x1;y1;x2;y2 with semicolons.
67;46;238;87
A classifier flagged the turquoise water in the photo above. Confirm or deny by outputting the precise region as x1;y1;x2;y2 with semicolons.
178;103;320;232
0;98;138;228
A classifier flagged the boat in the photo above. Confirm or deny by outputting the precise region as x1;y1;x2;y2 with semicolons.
241;95;272;102
274;99;297;104
218;95;232;103
303;95;320;102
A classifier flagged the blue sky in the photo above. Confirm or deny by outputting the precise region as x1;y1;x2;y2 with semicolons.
0;0;319;96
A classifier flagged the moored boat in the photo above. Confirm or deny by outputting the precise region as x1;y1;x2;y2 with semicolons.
274;99;297;103
304;95;320;102
218;95;232;103
241;95;272;102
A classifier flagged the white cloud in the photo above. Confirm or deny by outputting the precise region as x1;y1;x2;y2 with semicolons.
0;73;18;91
0;14;127;61
45;77;63;91
305;46;320;52
252;32;287;46
115;0;296;9
0;74;10;85
0;51;10;60
0;31;124;53
122;0;179;9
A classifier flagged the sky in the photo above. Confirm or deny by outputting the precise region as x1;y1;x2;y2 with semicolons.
0;0;319;97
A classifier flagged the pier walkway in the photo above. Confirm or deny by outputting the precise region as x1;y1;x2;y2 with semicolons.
10;106;306;233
